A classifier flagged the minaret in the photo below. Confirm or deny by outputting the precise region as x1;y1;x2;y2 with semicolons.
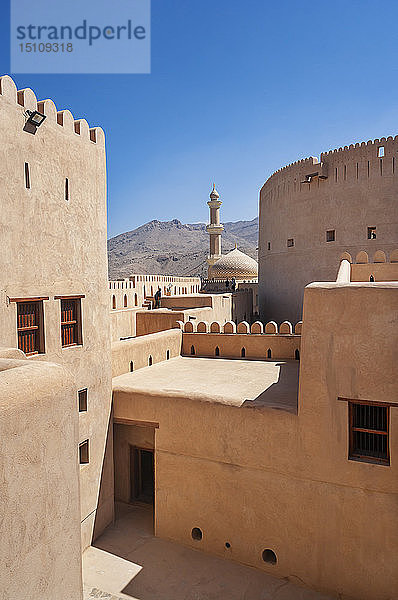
206;184;224;277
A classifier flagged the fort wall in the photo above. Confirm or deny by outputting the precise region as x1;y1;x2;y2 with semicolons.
0;354;82;600
111;329;182;377
109;275;201;312
113;280;398;600
0;75;113;549
259;137;398;323
180;319;301;360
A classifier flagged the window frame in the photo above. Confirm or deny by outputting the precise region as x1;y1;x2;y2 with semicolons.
11;297;47;356
55;295;84;348
79;440;89;465
367;226;376;240
326;229;335;242
78;388;88;412
348;400;390;465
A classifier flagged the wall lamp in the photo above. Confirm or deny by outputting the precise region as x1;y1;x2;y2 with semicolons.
23;110;46;134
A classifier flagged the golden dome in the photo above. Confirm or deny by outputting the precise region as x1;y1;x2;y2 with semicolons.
211;247;258;279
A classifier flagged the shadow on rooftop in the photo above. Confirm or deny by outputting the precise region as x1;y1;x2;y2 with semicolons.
242;361;299;414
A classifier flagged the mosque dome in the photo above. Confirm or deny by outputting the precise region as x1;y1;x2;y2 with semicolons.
210;247;258;280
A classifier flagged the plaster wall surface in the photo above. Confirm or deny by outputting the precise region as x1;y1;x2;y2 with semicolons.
0;75;113;549
110;307;140;341
160;293;233;323
135;295;232;337
350;260;398;281
259;139;398;323
0;358;82;600
112;329;182;377
112;282;398;600
135;309;188;336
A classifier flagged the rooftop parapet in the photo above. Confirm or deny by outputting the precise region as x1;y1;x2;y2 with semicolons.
262;135;398;188
0;74;105;145
178;319;302;335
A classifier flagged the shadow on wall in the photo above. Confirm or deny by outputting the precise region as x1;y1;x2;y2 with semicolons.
242;362;299;415
92;404;115;543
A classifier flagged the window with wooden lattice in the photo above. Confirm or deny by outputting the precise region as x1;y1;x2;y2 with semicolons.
16;300;45;355
349;401;389;465
60;298;82;347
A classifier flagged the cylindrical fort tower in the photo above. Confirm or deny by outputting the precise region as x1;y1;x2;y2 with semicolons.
259;136;398;323
206;184;224;277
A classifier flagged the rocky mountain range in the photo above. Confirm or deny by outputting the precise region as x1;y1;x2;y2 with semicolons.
107;217;258;280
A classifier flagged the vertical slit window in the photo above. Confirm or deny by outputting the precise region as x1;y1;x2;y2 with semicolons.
24;162;30;189
78;388;87;412
356;162;359;179
65;177;69;201
79;440;89;464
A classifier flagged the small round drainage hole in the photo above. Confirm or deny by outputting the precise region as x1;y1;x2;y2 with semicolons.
225;542;231;548
191;527;202;541
262;549;277;564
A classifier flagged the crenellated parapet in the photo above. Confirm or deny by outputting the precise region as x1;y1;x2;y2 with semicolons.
339;248;398;265
0;74;104;145
263;135;398;190
177;319;302;335
338;248;398;283
177;319;302;361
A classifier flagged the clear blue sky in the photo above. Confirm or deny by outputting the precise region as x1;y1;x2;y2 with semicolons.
2;0;398;237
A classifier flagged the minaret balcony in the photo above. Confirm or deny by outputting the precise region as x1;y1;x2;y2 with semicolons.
206;224;224;234
207;199;222;209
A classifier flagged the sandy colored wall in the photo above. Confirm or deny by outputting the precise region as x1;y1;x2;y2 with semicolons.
160;295;213;309
109;276;201;312
112;329;182;377
182;332;300;360
161;294;232;323
136;310;186;336
0;357;82;600
110;307;140;341
350;260;398;281
0;76;113;549
133;295;232;337
259;138;398;324
114;424;155;503
113;281;398;600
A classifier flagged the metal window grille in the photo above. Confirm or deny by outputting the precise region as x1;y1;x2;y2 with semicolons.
349;402;389;464
61;298;80;347
17;301;41;355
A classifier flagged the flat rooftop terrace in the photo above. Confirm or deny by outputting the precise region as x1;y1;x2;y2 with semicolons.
113;356;299;413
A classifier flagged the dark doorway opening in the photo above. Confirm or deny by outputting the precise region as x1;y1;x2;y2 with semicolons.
130;447;154;504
